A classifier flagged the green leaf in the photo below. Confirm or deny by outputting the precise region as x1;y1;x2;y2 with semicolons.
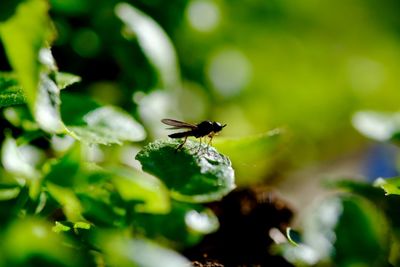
60;93;101;125
111;168;170;214
2;218;82;266
115;2;180;90
98;234;190;267
0;72;26;107
133;201;219;247
34;74;65;133
43;144;81;187
0;0;23;22
286;228;302;246
0;85;26;107
374;177;400;195
136;139;235;203
213;129;284;185
46;183;84;221
0;72;79;108
0;0;54;109
55;72;81;90
3;106;39;130
280;195;390;266
1;135;41;180
67;106;146;145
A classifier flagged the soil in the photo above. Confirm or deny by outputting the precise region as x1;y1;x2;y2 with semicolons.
185;187;295;267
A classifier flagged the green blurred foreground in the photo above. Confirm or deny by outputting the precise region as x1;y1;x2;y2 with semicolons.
2;0;400;266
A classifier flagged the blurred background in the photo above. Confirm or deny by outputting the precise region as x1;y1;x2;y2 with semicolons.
18;0;400;207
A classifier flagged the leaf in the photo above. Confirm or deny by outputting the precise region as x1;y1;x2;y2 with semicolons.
280;195;390;266
213;129;284;185
0;72;80;108
46;183;84;221
374;177;400;195
111;168;170;214
0;0;23;22
352;111;400;141
0;72;26;107
132;201;219;247
2;218;82;267
67;106;146;145
136;139;235;203
0;86;26;107
0;0;54;110
60;93;101;125
3;106;39;130
55;72;81;90
99;234;190;267
115;2;180;90
1;135;41;180
34;73;65;133
43;144;81;187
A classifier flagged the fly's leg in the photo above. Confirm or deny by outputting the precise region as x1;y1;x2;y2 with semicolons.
207;133;215;150
195;137;203;154
175;136;188;151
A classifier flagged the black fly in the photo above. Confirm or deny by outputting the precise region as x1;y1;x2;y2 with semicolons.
161;119;227;151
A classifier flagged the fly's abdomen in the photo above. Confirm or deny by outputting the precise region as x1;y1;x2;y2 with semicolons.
168;132;191;138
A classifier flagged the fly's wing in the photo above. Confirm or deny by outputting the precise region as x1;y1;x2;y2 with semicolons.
161;119;197;130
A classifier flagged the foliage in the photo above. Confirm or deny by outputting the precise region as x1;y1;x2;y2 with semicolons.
2;0;400;266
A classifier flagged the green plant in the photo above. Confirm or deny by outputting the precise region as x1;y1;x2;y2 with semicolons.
0;1;239;266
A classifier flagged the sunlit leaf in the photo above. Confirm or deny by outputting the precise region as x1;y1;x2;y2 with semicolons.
374;177;400;195
111;167;170;214
115;2;181;90
133;201;219;247
0;71;79;108
1;135;41;180
136;139;235;203
55;72;81;90
2;218;81;266
67;106;146;145
3;106;39;131
213;129;284;185
34;74;65;133
99;234;190;267
52;221;71;233
46;183;84;221
352;111;400;141
0;0;54;109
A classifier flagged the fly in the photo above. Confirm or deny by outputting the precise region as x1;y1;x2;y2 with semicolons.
161;118;227;151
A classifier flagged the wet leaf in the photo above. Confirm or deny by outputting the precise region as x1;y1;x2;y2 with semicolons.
136;139;235;203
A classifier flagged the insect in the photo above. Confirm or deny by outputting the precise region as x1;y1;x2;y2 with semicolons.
161;118;227;151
